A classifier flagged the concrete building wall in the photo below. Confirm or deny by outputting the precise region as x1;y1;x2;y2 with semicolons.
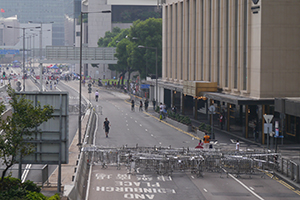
163;0;300;99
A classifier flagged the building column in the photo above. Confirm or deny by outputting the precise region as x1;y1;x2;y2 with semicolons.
262;105;265;145
194;98;198;120
245;105;249;138
227;103;230;132
181;93;185;115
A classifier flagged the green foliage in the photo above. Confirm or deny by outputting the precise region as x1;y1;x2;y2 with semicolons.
0;177;59;200
205;125;211;133
199;123;206;131
168;111;191;125
22;180;41;193
47;193;60;200
0;85;54;182
97;27;122;47
25;191;47;200
99;18;162;80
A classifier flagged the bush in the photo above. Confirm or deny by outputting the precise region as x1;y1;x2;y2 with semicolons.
48;193;60;200
22;180;41;193
0;177;57;200
205;125;211;133
180;116;191;125
199;123;206;131
25;191;47;200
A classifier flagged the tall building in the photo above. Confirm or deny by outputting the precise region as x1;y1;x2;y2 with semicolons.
160;0;300;144
0;0;76;46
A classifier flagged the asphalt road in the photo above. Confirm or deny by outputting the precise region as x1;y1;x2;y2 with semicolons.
86;87;300;200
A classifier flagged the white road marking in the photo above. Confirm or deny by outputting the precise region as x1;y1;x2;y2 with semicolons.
191;176;194;179
135;120;137;123
140;124;142;126
224;169;264;200
250;187;254;191
151;134;154;137
145;129;148;132
126;124;128;126
203;188;208;193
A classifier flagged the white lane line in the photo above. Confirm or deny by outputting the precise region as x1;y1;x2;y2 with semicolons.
250;187;254;191
151;134;154;137
203;188;208;193
191;176;194;179
135;120;137;123
126;124;128;126
140;124;142;126
145;129;148;132
225;169;264;200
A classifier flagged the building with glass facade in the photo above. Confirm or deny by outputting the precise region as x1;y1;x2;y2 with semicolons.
0;0;79;46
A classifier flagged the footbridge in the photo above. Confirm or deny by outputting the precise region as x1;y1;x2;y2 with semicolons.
42;46;118;64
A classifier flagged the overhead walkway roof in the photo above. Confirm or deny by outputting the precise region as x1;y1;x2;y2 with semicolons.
42;46;118;64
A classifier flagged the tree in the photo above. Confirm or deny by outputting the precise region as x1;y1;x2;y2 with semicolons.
0;86;54;182
114;18;162;80
97;27;122;47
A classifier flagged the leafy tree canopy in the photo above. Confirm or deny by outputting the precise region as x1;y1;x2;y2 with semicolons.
98;18;162;80
0;86;54;182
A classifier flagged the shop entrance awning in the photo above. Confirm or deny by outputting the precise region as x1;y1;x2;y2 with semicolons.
204;92;274;105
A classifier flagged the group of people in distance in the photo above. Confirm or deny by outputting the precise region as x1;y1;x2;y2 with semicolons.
195;132;240;151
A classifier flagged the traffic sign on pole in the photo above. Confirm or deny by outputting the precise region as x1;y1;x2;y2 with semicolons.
263;115;273;124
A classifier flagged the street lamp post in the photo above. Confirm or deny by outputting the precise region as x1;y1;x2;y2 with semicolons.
7;26;40;91
78;10;111;149
28;21;54;91
138;45;158;104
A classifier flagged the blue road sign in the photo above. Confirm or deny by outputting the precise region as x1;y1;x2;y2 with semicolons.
140;84;150;89
0;49;20;55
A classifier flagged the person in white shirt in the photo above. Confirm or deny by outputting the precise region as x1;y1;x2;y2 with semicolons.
236;140;240;151
95;90;99;102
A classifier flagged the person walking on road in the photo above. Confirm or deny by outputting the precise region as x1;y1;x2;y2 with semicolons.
152;99;156;110
144;99;149;112
139;100;143;112
131;99;135;111
236;140;240;151
203;133;210;149
95;90;99;102
103;118;111;138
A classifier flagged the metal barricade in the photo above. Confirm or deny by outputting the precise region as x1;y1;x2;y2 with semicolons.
82;145;281;179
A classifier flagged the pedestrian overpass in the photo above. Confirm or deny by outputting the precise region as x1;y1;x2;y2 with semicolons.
42;46;118;64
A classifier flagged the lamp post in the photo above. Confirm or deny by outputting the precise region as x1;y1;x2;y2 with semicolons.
78;10;111;149
28;21;53;91
138;45;158;104
7;26;40;91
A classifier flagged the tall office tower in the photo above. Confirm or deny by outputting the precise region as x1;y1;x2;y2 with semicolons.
0;0;77;46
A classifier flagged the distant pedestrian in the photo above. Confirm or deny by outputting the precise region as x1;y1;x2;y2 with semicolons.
131;99;135;111
144;99;149;112
139;101;143;112
236;140;240;151
219;114;224;130
203;133;210;149
195;139;204;149
103;118;111;138
172;106;177;114
254;122;259;142
152;99;156;110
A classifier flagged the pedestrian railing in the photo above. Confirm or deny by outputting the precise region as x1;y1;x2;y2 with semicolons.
278;158;300;183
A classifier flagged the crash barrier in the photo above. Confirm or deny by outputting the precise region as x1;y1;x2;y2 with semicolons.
82;145;281;178
67;108;96;200
279;158;300;183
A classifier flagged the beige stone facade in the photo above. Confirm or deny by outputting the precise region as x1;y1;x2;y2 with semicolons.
162;0;300;99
